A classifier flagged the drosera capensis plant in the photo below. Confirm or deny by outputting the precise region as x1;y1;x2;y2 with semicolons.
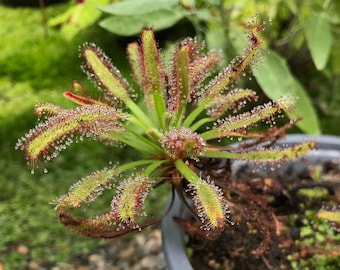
16;17;315;240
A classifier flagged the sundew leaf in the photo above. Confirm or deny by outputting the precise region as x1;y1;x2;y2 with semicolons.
112;174;154;224
58;159;158;209
99;0;179;16
203;141;316;162
16;105;125;164
127;42;144;90
99;9;188;36
305;14;332;70
57;167;120;208
82;44;131;103
253;51;321;134
140;29;166;127
174;159;225;230
168;40;192;126
206;89;257;118
189;180;225;230
202;97;296;140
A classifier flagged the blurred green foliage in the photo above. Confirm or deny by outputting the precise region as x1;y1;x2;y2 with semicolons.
0;5;77;90
49;0;110;40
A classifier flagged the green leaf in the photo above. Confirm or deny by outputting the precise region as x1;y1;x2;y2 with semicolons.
112;174;154;224
206;89;257;118
82;44;131;103
171;41;192;126
202;96;296;140
48;0;109;40
139;29;166;128
331;44;340;74
127;42;144;89
99;9;187;36
57;167;120;208
253;51;321;134
284;0;298;14
174;159;225;230
16;105;125;163
305;14;332;70
203;141;316;162
99;0;179;16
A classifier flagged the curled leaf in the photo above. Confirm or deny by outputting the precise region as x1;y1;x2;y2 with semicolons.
160;127;206;159
64;81;112;107
58;208;157;238
58;209;119;238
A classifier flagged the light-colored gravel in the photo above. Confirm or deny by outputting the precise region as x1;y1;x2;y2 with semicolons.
28;229;167;270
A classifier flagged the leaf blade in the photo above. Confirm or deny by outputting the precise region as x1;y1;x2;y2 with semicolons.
253;51;321;134
99;9;187;36
99;0;178;16
305;14;332;70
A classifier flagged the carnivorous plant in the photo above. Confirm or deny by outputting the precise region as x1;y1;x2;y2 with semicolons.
16;18;315;239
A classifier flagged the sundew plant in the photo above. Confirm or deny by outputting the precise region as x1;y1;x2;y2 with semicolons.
16;19;314;239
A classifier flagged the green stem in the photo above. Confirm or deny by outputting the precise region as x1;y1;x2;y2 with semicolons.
118;160;158;172
190;117;215;132
200;129;219;140
183;98;210;128
123;125;163;152
174;159;200;186
144;160;167;176
153;93;166;130
126;99;157;130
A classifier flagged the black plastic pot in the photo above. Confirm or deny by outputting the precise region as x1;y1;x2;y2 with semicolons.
161;135;340;270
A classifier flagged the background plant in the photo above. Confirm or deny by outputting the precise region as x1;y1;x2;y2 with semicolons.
46;0;340;134
95;0;340;135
